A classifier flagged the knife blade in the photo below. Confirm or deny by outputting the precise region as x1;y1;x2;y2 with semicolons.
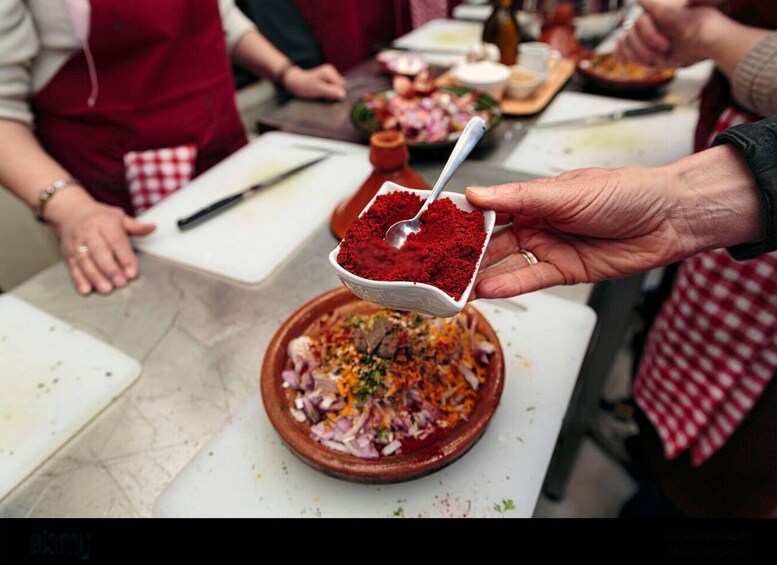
527;103;676;130
176;153;330;231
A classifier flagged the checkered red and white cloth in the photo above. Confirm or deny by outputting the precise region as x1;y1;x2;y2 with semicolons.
123;144;197;214
634;108;777;466
706;107;758;147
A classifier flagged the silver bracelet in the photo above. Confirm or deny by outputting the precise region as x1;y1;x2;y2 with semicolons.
35;178;81;222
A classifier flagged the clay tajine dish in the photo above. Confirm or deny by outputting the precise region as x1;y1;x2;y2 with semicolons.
260;287;505;484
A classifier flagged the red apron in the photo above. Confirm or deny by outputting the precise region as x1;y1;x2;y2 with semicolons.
33;0;247;215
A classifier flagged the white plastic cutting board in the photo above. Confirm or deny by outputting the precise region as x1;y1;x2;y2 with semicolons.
0;295;140;501
393;18;482;66
503;91;699;177
154;291;596;518
393;18;482;53
134;133;372;285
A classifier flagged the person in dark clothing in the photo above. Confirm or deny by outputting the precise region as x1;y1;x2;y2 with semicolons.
466;116;777;517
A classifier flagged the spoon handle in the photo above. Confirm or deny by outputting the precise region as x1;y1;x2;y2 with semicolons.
419;116;487;214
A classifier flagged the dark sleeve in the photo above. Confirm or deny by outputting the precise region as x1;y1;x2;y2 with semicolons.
712;116;777;260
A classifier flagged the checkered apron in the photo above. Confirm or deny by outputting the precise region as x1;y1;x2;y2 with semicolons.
124;144;196;214
634;108;777;466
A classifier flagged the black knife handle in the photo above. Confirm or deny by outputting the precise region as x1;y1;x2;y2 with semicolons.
176;193;244;231
623;103;675;118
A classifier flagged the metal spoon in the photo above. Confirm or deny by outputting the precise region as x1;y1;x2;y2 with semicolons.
384;116;487;249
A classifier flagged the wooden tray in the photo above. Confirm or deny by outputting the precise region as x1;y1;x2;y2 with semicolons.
437;57;576;116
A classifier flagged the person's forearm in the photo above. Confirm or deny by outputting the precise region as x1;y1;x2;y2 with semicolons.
704;18;771;79
231;29;293;83
0;118;96;227
668;144;763;257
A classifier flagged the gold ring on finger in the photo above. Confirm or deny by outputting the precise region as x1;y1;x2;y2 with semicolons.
518;249;538;266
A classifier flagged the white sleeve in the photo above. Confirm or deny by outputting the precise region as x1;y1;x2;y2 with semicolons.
0;0;40;126
218;0;257;53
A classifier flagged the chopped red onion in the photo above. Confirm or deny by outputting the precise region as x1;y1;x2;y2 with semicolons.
320;439;350;454
282;369;300;389
335;417;351;434
381;440;402;456
310;421;334;441
458;363;479;391
300;370;314;391
343;436;379;459
287;336;315;372
342;406;371;441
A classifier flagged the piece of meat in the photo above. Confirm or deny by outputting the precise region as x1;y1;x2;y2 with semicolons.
377;332;399;359
352;328;369;354
366;317;393;353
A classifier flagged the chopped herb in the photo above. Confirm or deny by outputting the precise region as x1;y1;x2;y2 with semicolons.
526;406;535;412
493;499;516;513
393;507;405;517
352;355;386;399
104;371;113;377
516;436;523;443
375;426;390;444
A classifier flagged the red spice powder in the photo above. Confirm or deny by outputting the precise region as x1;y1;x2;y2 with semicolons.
337;191;487;301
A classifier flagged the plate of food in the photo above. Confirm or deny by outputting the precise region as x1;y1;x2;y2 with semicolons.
350;73;502;150
577;53;675;92
260;287;505;483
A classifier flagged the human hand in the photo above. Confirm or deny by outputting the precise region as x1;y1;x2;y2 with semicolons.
614;0;730;68
47;198;155;295
464;145;762;299
283;63;346;101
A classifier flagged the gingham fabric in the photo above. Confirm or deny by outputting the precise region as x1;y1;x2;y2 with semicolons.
123;144;197;214
706;107;758;147
634;108;776;466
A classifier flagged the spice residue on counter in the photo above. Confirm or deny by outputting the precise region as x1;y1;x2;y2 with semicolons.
337;191;487;300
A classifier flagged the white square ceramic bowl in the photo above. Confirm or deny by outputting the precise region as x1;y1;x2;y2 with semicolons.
328;181;496;318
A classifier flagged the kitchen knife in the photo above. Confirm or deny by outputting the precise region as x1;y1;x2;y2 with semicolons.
176;153;330;231
526;102;676;130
